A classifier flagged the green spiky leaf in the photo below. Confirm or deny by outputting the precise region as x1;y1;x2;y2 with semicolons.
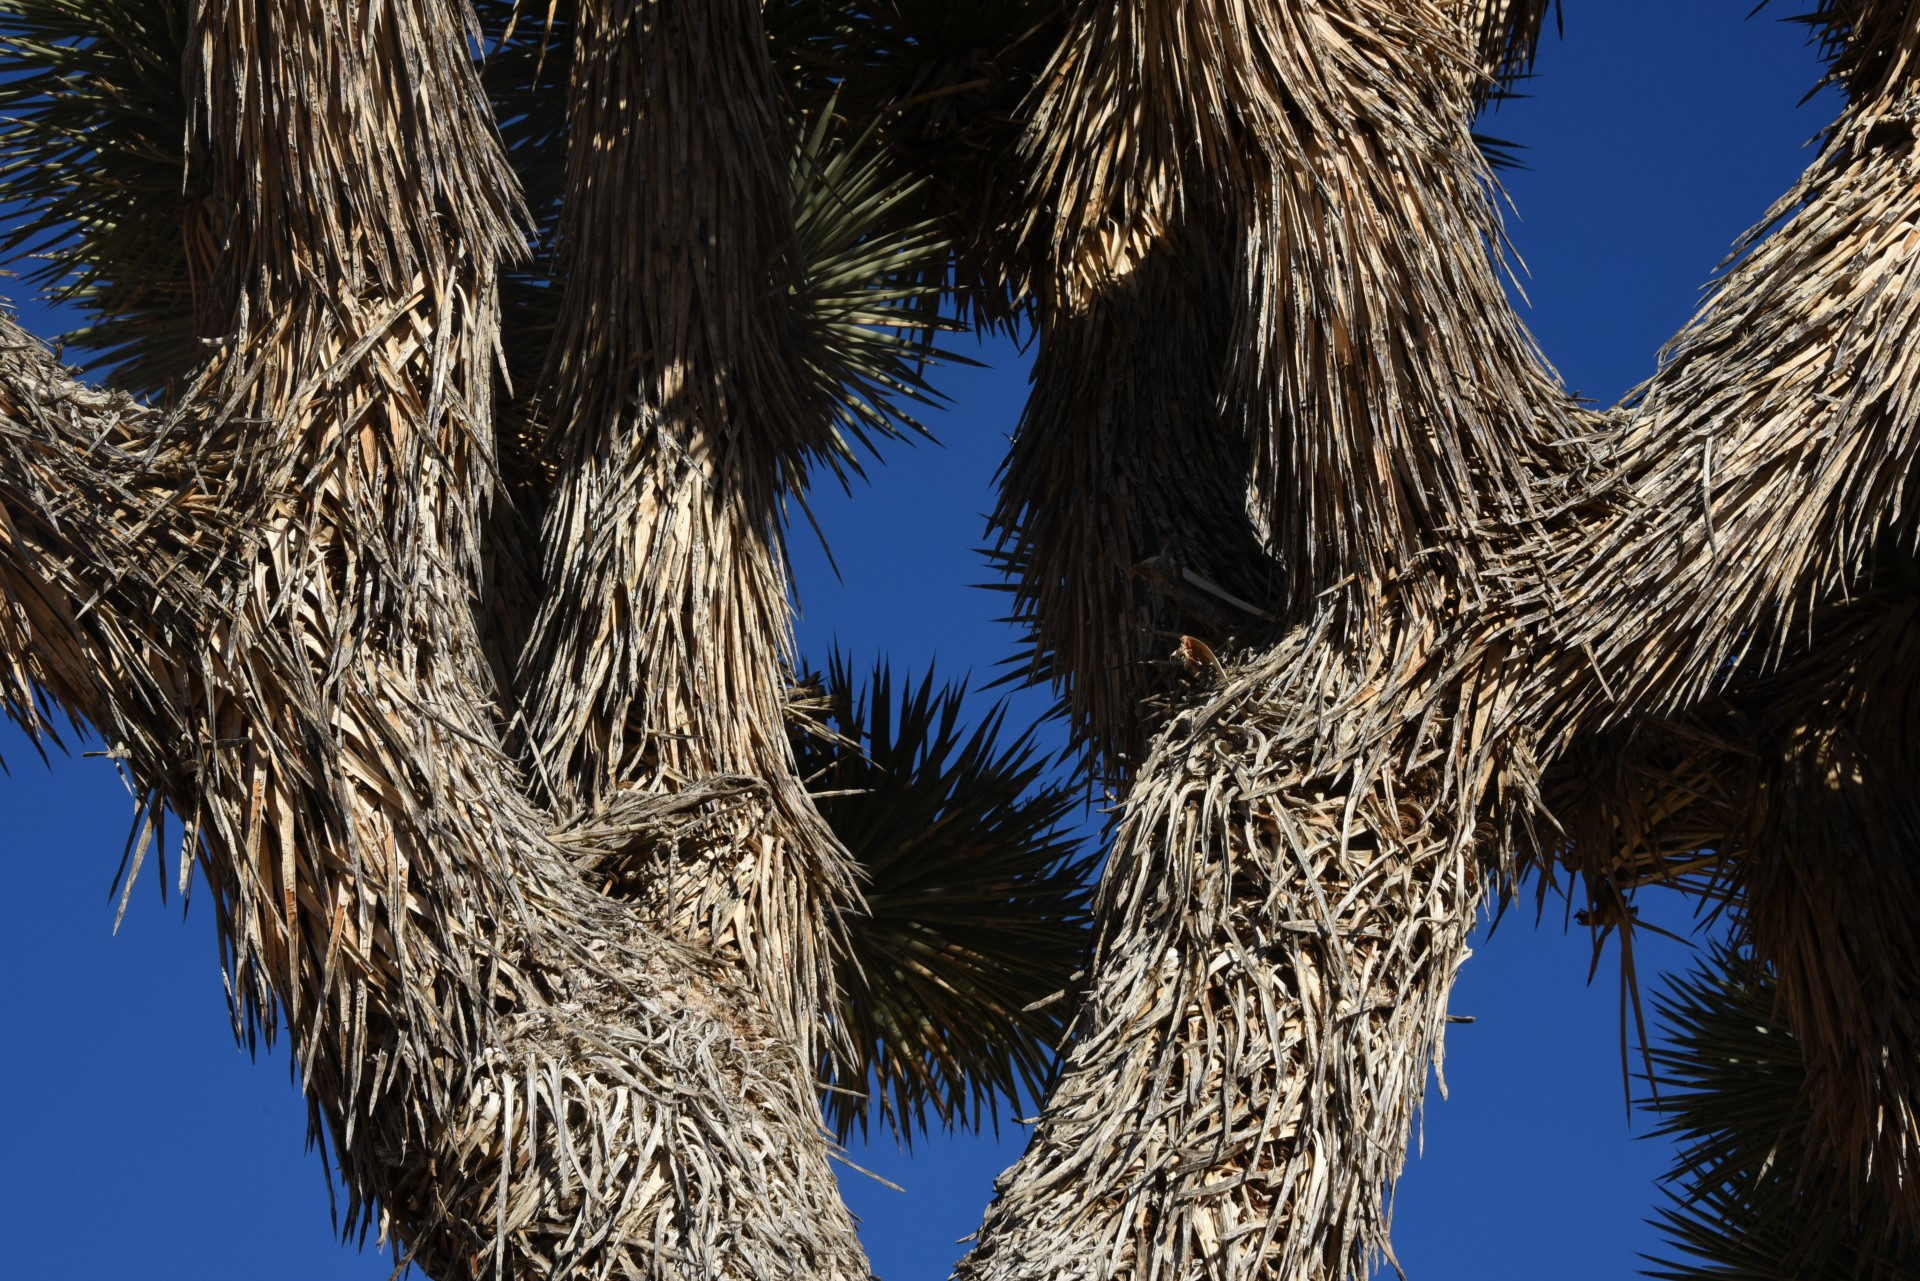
787;98;956;488
794;652;1094;1144
0;0;195;397
1642;944;1920;1280
766;0;1060;331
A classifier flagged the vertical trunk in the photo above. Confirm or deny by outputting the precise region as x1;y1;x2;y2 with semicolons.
957;616;1512;1280
969;5;1569;1272
518;0;854;1056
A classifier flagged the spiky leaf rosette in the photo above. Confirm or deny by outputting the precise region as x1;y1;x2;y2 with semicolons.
787;100;953;487
766;0;1064;331
793;653;1093;1144
1644;945;1920;1281
0;0;197;397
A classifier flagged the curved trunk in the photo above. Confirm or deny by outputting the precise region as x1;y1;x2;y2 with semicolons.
958;614;1507;1280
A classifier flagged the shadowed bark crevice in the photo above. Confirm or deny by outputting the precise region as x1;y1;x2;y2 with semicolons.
991;232;1282;776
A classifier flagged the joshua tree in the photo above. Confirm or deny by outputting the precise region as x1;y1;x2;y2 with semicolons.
2;1;1917;1279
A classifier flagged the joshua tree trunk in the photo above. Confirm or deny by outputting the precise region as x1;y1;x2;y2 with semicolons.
0;1;863;1276
3;1;1918;1279
964;0;1920;1276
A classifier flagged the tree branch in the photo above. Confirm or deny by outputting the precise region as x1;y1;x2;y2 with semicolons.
514;0;858;1056
969;1;1920;1275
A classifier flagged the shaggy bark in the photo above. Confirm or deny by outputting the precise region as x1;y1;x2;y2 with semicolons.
962;0;1920;1276
967;5;1569;1272
956;610;1514;1281
517;0;855;1056
0;0;865;1275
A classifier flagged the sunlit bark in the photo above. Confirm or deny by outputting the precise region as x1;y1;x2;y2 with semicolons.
962;0;1920;1276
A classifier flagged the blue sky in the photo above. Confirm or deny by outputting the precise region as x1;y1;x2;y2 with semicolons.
0;5;1840;1278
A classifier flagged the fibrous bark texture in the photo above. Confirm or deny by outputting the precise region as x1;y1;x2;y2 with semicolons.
992;238;1279;772
993;0;1567;772
518;0;854;1055
971;3;1567;1274
957;612;1515;1280
0;0;864;1276
967;0;1920;1276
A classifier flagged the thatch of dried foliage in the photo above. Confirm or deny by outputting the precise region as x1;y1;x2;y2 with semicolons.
517;0;857;1054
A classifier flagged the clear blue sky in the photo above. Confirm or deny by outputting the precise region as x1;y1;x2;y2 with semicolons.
0;5;1838;1278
